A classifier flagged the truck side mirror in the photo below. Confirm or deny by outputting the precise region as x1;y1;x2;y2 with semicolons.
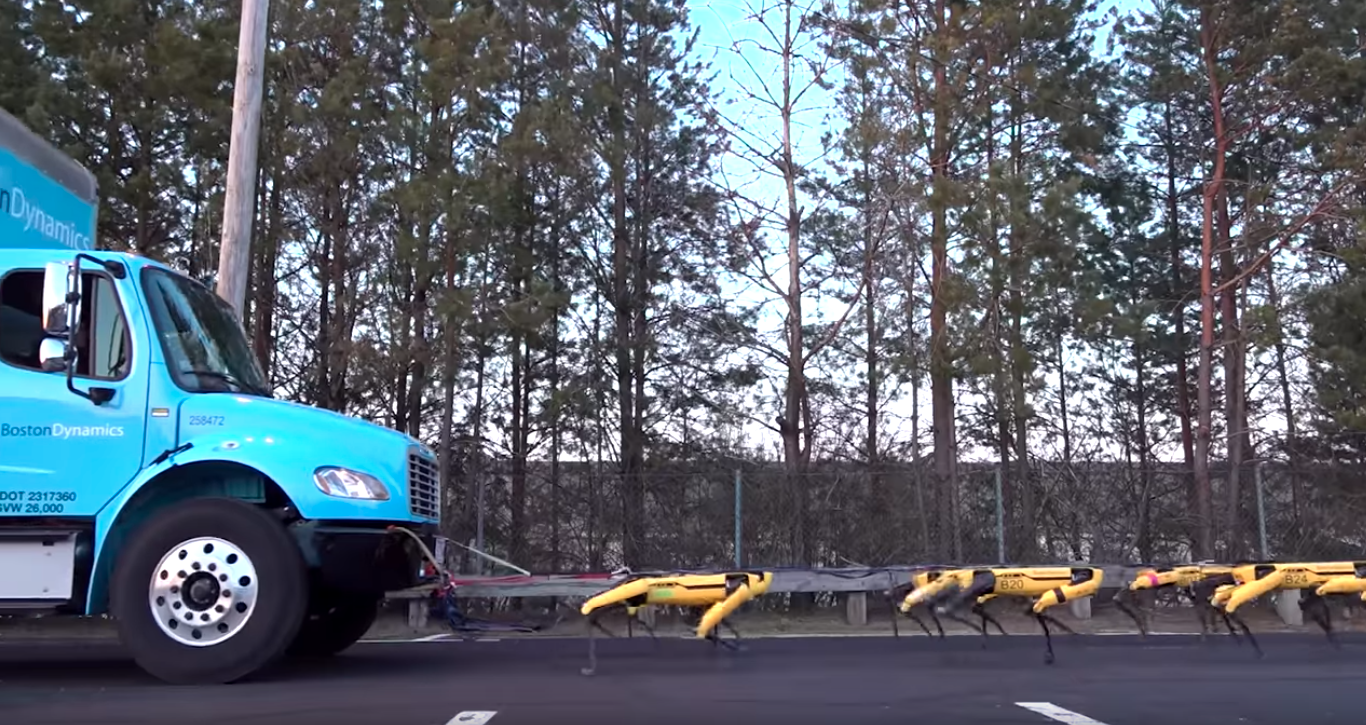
38;258;100;403
41;260;79;336
38;337;69;372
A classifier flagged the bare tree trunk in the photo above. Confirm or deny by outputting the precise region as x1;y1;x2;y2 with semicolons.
892;207;927;554
630;27;655;569
509;323;528;568
1134;336;1155;561
1164;101;1199;553
251;164;282;379
929;0;960;562
1007;84;1033;562
861;132;887;558
1192;6;1225;561
1217;192;1249;559
984;58;1014;557
607;0;643;568
549;181;565;571
437;276;458;542
773;0;810;569
1263;259;1300;523
468;243;494;559
591;293;606;570
405;227;432;438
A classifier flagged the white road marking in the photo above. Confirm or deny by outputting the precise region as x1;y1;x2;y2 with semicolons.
643;630;1198;639
1016;702;1110;724
358;634;455;643
1081;633;1191;638
358;634;518;643
444;711;497;725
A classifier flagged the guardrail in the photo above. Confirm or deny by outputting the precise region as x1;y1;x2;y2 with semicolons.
409;565;1134;598
387;564;1157;629
387;563;1312;631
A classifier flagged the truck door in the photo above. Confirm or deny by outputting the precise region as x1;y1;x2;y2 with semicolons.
0;267;147;518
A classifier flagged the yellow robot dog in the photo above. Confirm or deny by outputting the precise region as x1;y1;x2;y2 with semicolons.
890;568;976;638
897;568;1005;639
906;566;1103;664
1116;563;1239;640
578;569;773;675
1216;560;1366;657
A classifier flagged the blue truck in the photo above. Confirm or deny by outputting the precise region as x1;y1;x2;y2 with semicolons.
0;107;442;684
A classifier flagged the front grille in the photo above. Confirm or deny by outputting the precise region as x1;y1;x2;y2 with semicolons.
407;449;440;521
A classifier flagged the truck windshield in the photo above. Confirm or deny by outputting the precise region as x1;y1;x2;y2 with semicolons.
141;267;271;397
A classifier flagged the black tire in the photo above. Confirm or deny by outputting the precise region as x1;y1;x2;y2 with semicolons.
288;587;380;658
109;497;307;685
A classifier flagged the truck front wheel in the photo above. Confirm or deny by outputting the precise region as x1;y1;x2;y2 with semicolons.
109;497;307;685
288;586;381;658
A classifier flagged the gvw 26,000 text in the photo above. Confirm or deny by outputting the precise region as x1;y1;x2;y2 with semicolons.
0;490;76;514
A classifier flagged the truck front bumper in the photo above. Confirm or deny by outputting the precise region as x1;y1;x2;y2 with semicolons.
302;521;439;595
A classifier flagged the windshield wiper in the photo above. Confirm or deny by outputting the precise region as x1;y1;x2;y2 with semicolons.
180;369;271;398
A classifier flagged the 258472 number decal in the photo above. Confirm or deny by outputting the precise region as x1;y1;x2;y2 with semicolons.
0;490;77;515
187;415;225;426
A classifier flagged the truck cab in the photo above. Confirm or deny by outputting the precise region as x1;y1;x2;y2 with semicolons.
0;109;441;684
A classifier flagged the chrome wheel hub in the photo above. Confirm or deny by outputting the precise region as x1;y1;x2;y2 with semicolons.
148;536;258;647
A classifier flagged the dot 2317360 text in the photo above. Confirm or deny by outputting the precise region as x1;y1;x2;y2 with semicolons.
0;490;78;514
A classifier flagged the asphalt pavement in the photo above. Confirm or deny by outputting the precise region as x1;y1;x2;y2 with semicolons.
1;631;1363;725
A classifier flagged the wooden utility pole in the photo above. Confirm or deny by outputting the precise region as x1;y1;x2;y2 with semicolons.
216;0;271;319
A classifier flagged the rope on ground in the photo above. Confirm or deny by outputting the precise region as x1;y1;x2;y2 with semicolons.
387;525;564;635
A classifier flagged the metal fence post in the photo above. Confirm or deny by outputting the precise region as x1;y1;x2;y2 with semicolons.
1255;461;1269;559
995;465;1005;563
734;468;743;568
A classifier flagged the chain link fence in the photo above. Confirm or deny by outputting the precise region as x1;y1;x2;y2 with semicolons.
436;458;1366;575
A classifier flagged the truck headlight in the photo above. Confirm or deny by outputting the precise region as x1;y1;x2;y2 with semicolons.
313;466;390;501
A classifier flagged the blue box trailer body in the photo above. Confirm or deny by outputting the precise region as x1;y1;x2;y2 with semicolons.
0;107;98;252
0;108;441;685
